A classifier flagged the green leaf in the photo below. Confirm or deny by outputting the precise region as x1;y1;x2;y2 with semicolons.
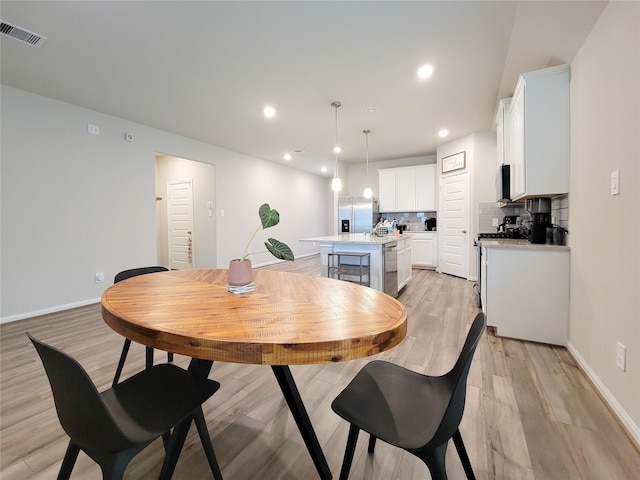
265;238;294;261
259;203;280;229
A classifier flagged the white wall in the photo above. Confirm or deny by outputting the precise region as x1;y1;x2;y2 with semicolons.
568;1;639;442
1;86;330;321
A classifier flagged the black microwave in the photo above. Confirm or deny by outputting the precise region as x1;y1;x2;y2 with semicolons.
496;164;511;202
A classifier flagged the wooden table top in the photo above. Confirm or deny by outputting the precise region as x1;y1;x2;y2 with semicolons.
101;269;407;365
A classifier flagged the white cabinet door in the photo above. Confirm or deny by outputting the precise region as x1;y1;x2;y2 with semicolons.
496;98;511;168
509;85;525;199
378;170;396;212
415;164;436;211
485;247;569;345
509;64;570;200
411;233;435;268
395;167;416;211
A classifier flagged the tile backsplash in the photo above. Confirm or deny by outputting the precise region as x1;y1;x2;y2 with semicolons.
477;194;569;234
380;211;437;231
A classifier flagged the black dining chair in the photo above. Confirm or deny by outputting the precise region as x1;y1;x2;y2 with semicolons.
27;333;223;480
331;312;487;480
112;266;173;386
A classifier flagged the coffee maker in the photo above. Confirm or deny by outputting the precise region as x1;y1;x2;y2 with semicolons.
526;197;551;244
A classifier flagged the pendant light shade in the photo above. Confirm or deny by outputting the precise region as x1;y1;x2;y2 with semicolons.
363;129;372;198
331;101;342;192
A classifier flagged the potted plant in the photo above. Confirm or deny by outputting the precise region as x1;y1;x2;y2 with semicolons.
228;203;295;286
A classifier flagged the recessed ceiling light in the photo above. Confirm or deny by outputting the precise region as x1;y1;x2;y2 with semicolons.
283;153;292;161
321;166;328;173
417;64;434;79
333;146;341;154
438;129;449;138
263;106;276;118
365;106;378;113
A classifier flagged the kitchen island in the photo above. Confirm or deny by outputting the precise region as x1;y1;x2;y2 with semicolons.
300;233;412;297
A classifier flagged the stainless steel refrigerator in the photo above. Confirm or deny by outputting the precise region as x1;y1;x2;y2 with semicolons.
338;197;379;233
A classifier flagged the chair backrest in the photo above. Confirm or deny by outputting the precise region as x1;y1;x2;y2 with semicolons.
27;333;136;452
427;312;486;448
114;266;168;283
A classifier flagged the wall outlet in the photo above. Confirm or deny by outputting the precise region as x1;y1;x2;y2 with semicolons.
88;123;100;135
492;218;499;227
616;341;626;371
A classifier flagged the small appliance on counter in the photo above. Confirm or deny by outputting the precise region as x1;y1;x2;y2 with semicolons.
424;217;437;231
526;197;551;244
546;225;568;245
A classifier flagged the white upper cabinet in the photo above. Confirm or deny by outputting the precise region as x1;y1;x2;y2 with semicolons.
496;98;511;167
508;64;570;200
415;165;436;211
378;164;436;212
378;169;397;212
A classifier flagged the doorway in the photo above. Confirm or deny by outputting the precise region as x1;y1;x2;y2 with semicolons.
438;171;470;279
155;153;217;269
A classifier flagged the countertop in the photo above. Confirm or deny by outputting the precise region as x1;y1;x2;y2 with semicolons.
299;233;409;245
480;238;570;251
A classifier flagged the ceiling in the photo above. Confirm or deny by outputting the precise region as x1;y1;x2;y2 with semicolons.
0;1;607;177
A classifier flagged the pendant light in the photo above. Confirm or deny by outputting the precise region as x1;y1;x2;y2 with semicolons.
363;129;372;198
331;101;342;192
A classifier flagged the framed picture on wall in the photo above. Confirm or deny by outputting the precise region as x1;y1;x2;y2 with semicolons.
442;151;466;173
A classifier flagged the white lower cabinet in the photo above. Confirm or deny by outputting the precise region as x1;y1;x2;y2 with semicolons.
411;232;437;269
484;246;569;345
397;237;413;291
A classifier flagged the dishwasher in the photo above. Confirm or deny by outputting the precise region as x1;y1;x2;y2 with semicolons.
383;242;398;298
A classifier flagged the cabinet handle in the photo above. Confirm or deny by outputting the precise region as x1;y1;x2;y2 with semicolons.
462;229;467;234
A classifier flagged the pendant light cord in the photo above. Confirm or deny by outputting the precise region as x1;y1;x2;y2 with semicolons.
332;101;341;179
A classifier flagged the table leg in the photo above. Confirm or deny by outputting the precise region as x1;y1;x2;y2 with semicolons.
160;358;216;478
271;366;333;480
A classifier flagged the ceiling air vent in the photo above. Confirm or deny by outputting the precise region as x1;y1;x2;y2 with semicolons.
0;20;47;47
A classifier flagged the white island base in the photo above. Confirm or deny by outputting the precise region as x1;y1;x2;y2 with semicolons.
300;233;406;296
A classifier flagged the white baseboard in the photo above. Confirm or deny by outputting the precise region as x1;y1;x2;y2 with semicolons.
1;298;101;324
567;341;640;447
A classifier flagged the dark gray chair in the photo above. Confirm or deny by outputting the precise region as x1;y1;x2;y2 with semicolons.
331;312;486;480
112;266;172;386
27;333;223;480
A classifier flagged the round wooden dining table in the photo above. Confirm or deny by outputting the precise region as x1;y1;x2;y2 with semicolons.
101;268;407;479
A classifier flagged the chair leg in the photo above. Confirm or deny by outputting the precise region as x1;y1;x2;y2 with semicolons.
452;429;476;480
56;441;80;480
161;431;171;451
338;424;360;480
112;339;132;387
193;407;223;480
159;416;193;479
367;434;377;453
145;347;154;370
417;442;449;480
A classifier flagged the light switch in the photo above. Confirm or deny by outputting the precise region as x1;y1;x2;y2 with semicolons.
611;170;620;195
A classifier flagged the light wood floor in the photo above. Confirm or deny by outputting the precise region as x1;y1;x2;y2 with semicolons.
1;255;639;479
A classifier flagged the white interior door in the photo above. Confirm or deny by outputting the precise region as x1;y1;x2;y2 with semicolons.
167;180;194;270
439;172;469;278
